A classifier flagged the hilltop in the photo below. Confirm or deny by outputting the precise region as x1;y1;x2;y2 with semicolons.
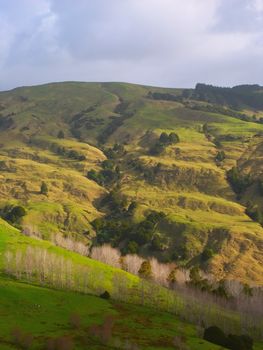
0;81;263;283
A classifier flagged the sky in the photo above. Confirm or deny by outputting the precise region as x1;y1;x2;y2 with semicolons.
0;0;263;90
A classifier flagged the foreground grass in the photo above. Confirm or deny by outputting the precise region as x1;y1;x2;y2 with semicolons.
0;219;263;349
0;278;230;350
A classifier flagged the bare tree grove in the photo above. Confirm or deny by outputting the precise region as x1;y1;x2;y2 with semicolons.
4;246;263;341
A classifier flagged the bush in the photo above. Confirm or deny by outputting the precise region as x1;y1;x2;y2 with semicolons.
57;130;65;139
138;260;152;279
226;334;253;350
6;205;26;223
203;326;227;347
40;181;48;195
203;326;253;350
100;290;110;299
149;132;180;155
215;150;226;162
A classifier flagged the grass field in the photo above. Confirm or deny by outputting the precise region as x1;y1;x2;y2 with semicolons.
0;278;233;350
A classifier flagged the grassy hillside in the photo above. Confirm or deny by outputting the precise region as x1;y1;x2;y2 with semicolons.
0;210;263;348
0;278;233;350
0;82;263;283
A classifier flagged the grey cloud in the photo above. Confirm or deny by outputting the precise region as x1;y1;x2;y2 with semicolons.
0;0;263;90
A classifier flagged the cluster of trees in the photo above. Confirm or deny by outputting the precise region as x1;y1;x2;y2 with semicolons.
92;209;166;254
1;205;26;224
149;132;180;156
204;326;253;350
103;143;126;159
48;142;86;161
87;160;121;187
98;100;132;144
70;107;104;136
4;247;109;295
4;246;263;342
188;103;253;123
245;202;263;226
147;91;182;102
53;232;89;256
188;267;231;298
91;245;182;286
227;167;251;195
193;83;263;110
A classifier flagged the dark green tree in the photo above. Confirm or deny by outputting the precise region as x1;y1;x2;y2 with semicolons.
169;132;180;144
159;132;170;144
203;326;227;347
6;206;26;223
40;182;48;195
126;241;139;254
57;130;65;139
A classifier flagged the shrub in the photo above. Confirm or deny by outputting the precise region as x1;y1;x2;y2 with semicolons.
215;151;226;162
40;181;48;195
57;130;65;139
169;132;180;144
6;205;26;223
226;334;253;350
149;141;165;155
203;326;227;347
138;260;152;279
159;132;170;144
100;290;110;299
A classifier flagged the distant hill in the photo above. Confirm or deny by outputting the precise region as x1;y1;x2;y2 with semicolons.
0;81;263;283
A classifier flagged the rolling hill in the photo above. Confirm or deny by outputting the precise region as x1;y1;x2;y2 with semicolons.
0;81;263;284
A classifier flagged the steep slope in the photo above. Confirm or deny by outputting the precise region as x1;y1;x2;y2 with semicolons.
0;82;263;283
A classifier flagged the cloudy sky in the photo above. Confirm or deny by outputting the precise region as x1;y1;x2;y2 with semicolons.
0;0;263;90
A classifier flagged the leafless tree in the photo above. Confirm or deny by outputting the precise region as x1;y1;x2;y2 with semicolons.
91;244;121;268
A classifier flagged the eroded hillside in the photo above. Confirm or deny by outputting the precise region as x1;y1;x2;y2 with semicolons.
0;82;263;283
